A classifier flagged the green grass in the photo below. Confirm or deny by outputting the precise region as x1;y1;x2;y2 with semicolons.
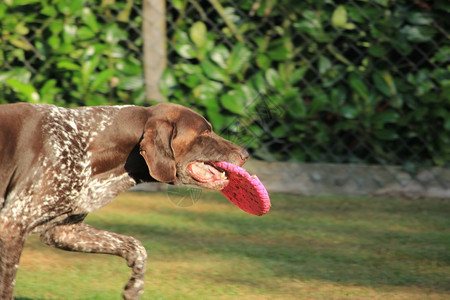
14;191;450;299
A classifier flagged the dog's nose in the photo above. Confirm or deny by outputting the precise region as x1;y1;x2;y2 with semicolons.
239;148;249;164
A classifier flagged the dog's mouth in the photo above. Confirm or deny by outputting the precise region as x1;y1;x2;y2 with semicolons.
187;161;229;190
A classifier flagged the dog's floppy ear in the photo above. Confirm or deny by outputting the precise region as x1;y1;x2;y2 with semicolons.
139;119;176;183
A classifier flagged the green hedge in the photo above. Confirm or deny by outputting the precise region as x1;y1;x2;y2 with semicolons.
0;0;145;106
163;0;450;166
1;0;449;167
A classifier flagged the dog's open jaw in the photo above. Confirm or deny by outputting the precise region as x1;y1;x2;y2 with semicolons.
187;161;229;190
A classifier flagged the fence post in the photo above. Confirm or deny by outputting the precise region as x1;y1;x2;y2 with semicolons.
142;0;166;102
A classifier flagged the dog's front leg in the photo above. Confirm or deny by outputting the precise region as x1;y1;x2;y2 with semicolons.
40;222;147;300
0;220;27;300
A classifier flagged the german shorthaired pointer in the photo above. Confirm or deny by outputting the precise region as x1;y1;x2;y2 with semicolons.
0;103;248;299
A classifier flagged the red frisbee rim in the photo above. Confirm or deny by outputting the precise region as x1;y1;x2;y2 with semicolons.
210;161;271;216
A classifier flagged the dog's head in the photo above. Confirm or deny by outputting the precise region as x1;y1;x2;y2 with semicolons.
139;103;248;190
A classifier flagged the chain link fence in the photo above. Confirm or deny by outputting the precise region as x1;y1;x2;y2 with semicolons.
161;0;450;196
1;0;449;196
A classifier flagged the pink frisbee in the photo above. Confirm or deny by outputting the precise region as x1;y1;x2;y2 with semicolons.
210;161;271;216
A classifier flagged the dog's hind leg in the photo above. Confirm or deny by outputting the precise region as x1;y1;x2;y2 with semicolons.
40;221;147;300
0;219;27;300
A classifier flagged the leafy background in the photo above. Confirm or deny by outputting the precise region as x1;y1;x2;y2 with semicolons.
0;0;449;168
0;0;145;106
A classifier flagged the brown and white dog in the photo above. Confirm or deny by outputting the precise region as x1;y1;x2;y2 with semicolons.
0;103;248;299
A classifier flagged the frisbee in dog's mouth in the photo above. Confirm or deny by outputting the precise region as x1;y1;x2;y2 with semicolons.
187;161;230;190
191;161;271;216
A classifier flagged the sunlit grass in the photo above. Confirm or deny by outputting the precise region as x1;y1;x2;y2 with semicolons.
15;191;450;299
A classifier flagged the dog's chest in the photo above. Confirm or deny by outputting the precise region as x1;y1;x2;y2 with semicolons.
76;172;136;213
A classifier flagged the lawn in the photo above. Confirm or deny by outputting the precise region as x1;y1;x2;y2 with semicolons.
14;190;450;299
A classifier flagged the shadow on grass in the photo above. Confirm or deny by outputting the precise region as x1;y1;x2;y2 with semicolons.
87;193;450;293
